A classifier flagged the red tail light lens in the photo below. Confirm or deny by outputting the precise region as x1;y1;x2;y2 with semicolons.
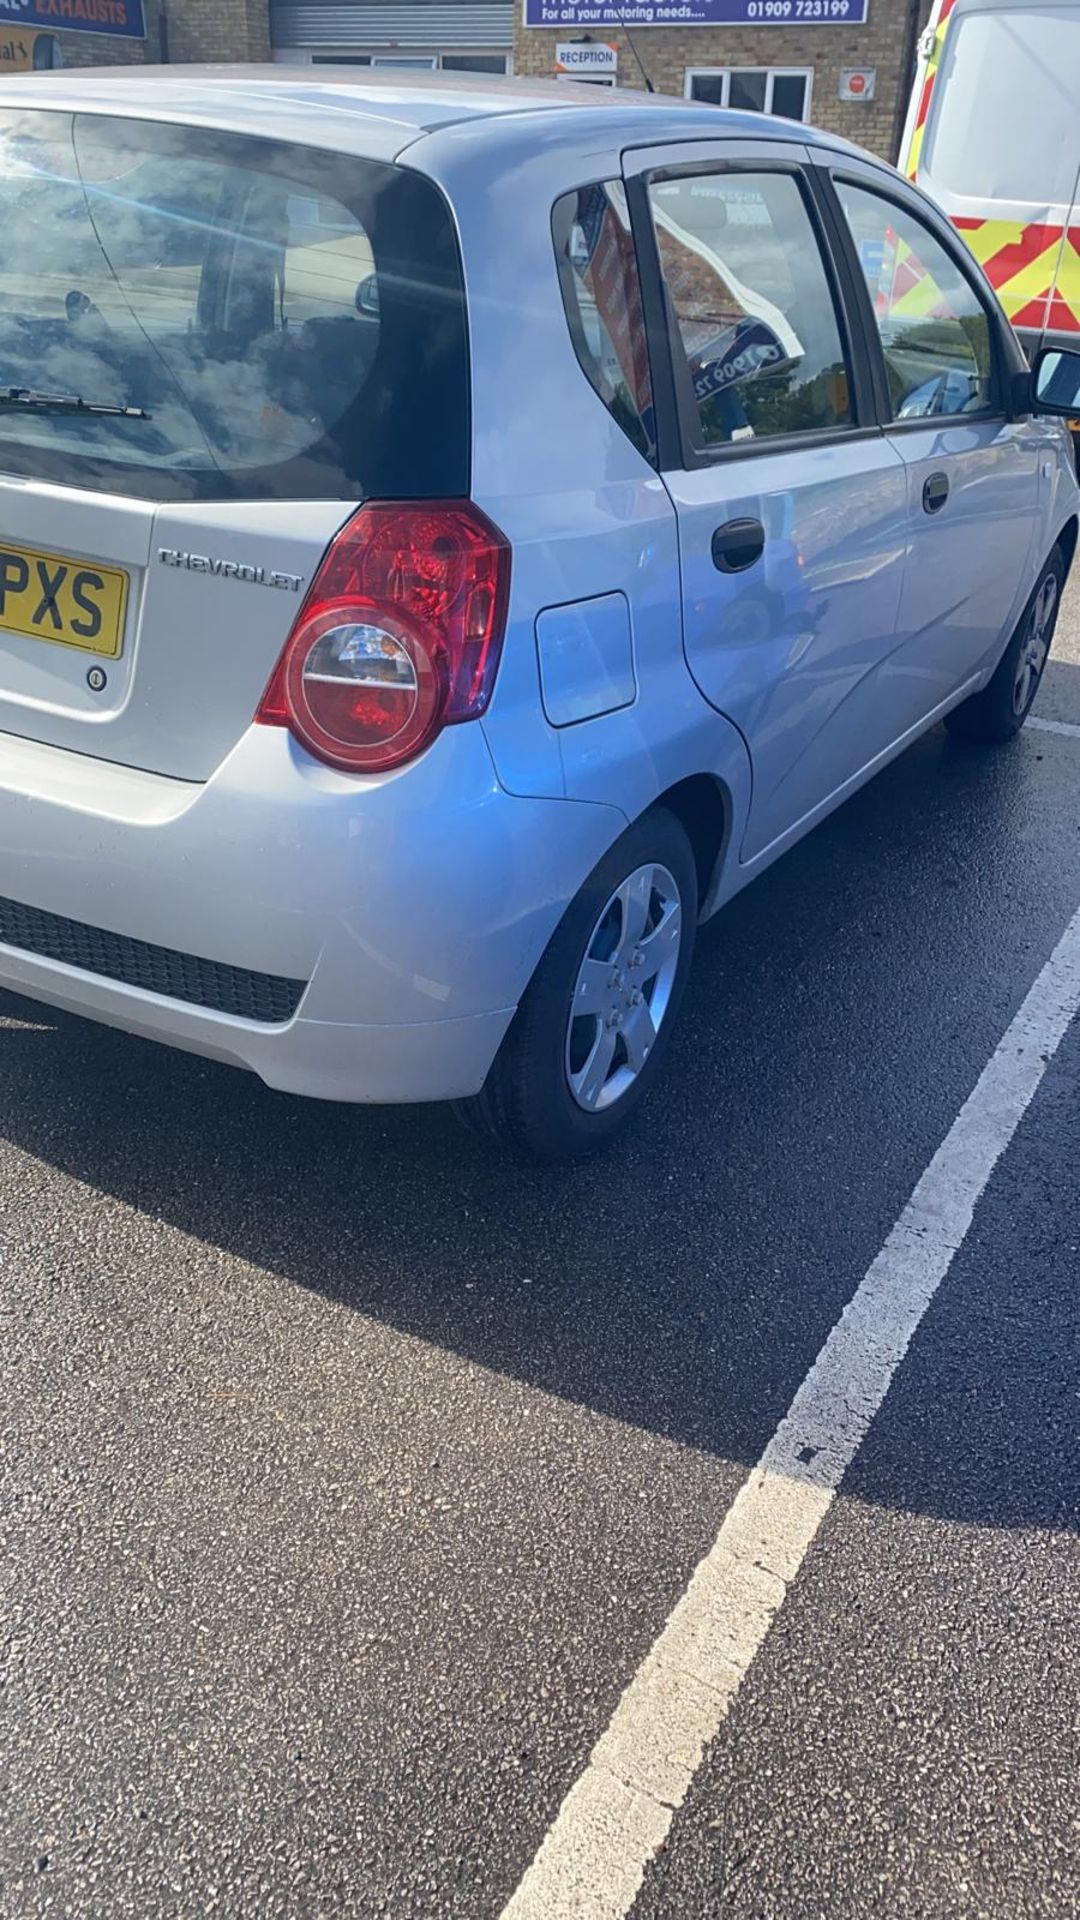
256;501;511;773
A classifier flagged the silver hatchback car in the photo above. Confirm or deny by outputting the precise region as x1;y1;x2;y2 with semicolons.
0;71;1077;1158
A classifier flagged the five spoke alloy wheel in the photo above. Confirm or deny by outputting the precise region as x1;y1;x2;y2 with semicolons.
1013;567;1058;717
566;862;683;1114
455;807;698;1159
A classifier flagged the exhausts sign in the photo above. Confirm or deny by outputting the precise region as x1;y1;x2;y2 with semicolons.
0;0;146;39
526;0;867;24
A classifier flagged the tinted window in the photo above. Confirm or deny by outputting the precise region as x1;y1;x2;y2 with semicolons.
0;110;469;502
553;183;656;464
839;183;995;421
648;170;853;449
442;55;508;72
729;71;767;112
771;73;811;120
687;73;726;106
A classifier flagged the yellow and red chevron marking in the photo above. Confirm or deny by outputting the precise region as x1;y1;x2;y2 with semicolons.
901;0;1080;332
953;217;1080;332
904;0;958;180
887;234;959;322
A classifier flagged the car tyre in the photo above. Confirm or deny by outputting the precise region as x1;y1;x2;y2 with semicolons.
944;544;1064;744
455;808;699;1161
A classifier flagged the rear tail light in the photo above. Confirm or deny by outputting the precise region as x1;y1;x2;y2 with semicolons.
256;501;510;773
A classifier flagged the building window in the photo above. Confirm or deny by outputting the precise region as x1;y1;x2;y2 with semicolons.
303;52;510;75
684;69;813;122
648;168;852;449
442;54;509;73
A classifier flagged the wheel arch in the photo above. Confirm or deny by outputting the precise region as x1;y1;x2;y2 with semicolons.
650;772;736;922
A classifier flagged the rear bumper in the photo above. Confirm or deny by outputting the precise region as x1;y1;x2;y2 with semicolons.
0;723;623;1102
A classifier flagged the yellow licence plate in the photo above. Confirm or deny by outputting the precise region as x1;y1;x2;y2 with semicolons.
0;541;128;660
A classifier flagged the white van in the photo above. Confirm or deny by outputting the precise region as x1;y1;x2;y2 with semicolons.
901;0;1080;359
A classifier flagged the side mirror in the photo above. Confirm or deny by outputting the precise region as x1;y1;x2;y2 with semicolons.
355;274;380;318
1032;346;1080;417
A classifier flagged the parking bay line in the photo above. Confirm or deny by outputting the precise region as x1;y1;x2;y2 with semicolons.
1029;715;1080;738
500;903;1080;1920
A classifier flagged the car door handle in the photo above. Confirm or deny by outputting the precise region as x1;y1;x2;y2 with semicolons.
923;471;950;515
711;517;765;574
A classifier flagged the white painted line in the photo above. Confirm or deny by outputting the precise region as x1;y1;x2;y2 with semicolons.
501;904;1080;1920
1029;715;1080;739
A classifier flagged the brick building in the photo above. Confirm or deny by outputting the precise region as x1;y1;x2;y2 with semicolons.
17;0;929;166
514;0;932;161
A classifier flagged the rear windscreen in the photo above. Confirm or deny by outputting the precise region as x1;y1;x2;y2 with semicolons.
0;110;469;502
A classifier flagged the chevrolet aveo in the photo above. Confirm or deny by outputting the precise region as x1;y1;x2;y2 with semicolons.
0;71;1077;1159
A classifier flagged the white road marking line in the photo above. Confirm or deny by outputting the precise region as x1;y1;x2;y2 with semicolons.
1029;715;1080;738
501;904;1080;1920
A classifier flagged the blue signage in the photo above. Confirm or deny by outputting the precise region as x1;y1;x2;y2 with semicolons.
526;0;867;25
692;316;790;403
0;0;146;41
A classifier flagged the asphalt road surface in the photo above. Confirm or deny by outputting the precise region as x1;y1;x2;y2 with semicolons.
2;592;1079;1920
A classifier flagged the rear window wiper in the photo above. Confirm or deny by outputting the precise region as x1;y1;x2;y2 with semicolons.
0;386;151;420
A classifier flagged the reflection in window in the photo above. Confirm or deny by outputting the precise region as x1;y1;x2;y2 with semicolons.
648;170;852;448
554;181;655;463
839;183;994;420
0;109;469;501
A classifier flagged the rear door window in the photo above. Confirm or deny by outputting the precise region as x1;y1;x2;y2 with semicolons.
0;111;469;502
647;169;854;451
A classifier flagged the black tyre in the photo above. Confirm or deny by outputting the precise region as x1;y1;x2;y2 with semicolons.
944;545;1064;744
456;808;698;1161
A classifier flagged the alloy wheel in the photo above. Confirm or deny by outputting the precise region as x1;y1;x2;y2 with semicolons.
565;862;683;1113
1013;569;1058;716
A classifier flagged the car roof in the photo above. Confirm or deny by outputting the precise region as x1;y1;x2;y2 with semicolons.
0;66;861;166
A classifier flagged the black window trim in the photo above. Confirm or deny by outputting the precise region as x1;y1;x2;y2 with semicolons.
628;152;880;475
816;160;1016;434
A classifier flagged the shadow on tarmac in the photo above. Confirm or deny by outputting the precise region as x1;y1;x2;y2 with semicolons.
1;679;1078;1532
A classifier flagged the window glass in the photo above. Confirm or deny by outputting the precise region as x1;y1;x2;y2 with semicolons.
441;55;508;73
839;182;995;420
685;69;811;121
729;70;767;112
688;72;726;106
553;182;655;463
771;73;810;120
649;170;852;449
282;195;374;325
0;109;469;503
